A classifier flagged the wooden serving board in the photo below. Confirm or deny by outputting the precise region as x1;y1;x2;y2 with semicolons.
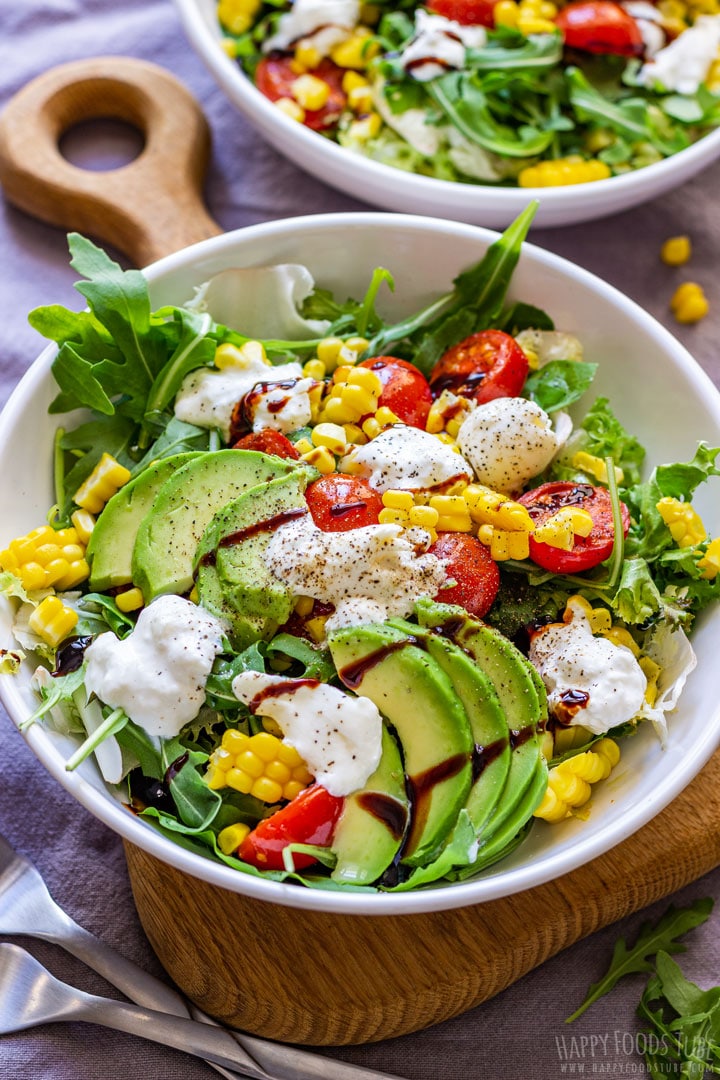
2;56;720;1046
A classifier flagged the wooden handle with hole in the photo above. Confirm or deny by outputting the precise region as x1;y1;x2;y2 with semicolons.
0;57;222;266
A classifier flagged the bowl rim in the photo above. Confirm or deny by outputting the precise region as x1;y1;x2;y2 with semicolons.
3;210;720;916
171;0;720;213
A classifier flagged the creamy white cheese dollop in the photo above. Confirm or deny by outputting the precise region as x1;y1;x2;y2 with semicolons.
232;671;382;796
247;376;316;435
264;0;360;52
456;397;569;494
399;11;487;81
638;15;720;93
529;599;647;735
339;424;473;492
174;358;304;441
266;515;447;632
84;596;226;740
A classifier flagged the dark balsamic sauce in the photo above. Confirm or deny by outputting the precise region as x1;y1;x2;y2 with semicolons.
199;506;308;567
338;639;415;689
330;500;368;518
52;636;92;677
472;738;507;782
129;771;176;815
356;792;408;841
555;688;590;725
247;677;320;714
404;753;469;855
164;752;189;786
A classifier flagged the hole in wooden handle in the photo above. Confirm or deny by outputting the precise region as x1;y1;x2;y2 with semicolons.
0;57;222;266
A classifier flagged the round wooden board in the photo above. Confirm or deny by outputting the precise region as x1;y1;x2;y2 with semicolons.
124;746;720;1047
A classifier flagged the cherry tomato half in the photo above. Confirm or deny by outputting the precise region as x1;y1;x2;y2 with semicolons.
358;357;433;429
427;0;497;26
306;474;384;532
238;785;345;871
556;1;644;56
518;481;631;574
429;330;529;404
255;56;347;131
430;533;501;618
232;429;300;460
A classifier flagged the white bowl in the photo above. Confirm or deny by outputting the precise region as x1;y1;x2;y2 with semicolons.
2;212;720;920
172;0;720;228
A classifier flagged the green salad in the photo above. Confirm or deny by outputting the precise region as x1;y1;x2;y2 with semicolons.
219;0;720;185
2;205;719;893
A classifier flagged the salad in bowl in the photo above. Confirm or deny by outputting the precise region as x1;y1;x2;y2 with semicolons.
217;0;720;187
1;206;719;899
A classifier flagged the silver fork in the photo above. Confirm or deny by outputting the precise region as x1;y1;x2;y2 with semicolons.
0;942;284;1075
0;832;394;1080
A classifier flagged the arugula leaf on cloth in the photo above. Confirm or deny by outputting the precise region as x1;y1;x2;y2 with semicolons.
566;898;714;1022
638;952;720;1077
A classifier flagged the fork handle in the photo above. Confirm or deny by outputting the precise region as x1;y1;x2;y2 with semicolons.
47;921;267;1079
79;997;273;1078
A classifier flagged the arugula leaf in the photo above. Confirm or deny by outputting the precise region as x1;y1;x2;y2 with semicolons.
365;203;539;364
499;301;554;335
115;721;164;779
566;898;714;1022
162;736;221;831
429;72;555;158
130;417;209;475
143;309;215;425
19;665;87;730
266;633;337;682
523;359;598;412
205;645;267;712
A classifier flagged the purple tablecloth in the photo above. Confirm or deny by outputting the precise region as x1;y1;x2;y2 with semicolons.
2;3;720;1078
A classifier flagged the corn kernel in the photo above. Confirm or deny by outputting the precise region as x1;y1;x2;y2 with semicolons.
312;422;347;454
382;489;415;512
464;483;533;532
73;454;131;514
115;587;144;613
291;73;331;111
217;822;251;855
603;625;640;656
517;13;557;31
409;505;440;529
477;524;530;561
660;235;692;266
303;358;326;380
571;451;624;485
519;157;611;188
274;97;306;123
343;423;367;445
533;508;594;550
317;337;345;368
348;84;374;112
670;281;709;324
217;0;261;35
330;28;378;69
698;536;720;579
294;42;322;70
378;508;408;527
494;0;520;24
348;112;382;140
28;595;78;648
656;496;706;547
70;509;95;545
299;445;336;474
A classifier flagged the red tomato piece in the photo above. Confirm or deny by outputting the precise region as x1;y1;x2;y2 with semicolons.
427;0;497;26
238;785;345;870
429;533;501;618
357;357;433;428
306;473;384;532
428;330;529;404
556;1;644;56
232;429;300;460
255;56;347;131
518;481;631;574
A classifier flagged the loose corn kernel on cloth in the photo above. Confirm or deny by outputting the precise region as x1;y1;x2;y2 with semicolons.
1;2;720;1078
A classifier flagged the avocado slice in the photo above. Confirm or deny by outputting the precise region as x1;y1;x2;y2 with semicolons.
328;622;473;868
195;471;309;650
414;599;545;840
331;726;409;886
131;450;299;600
86;452;203;591
458;756;549;878
388;617;511;836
